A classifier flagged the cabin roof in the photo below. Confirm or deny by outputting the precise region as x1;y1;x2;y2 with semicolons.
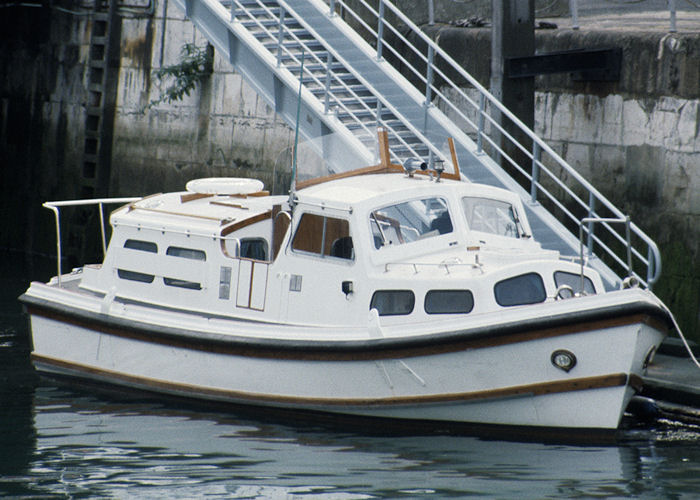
111;191;284;234
296;172;520;209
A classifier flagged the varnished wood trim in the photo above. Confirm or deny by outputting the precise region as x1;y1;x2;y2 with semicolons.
295;129;463;189
180;192;213;203
31;353;631;407
378;127;391;167
446;137;461;180
210;200;249;209
25;303;664;362
125;193;161;212
220;210;272;237
628;374;644;392
296;164;403;190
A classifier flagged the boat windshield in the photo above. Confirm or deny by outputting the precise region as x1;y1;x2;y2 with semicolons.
462;196;521;238
370;197;453;248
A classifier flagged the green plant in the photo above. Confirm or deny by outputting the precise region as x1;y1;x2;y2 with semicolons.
143;43;213;111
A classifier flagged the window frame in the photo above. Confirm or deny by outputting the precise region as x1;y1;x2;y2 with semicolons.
494;272;547;307
291;212;354;261
166;246;206;261
424;289;475;315
124;239;158;253
369;290;415;316
370;196;454;249
554;271;596;295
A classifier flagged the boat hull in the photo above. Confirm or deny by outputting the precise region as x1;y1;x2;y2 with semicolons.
23;291;667;431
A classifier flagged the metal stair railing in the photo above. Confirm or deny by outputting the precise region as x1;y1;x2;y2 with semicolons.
327;0;661;290
175;0;660;290
227;0;457;169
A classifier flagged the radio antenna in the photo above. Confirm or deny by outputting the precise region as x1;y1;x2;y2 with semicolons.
288;49;305;208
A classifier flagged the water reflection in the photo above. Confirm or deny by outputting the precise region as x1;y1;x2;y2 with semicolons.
0;383;697;498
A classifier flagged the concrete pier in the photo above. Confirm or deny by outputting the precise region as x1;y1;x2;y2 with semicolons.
644;340;700;408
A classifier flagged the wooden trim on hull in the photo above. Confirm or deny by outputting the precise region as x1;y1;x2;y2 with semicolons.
32;353;637;408
23;296;669;361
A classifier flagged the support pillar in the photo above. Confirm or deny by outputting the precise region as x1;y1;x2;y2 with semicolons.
490;0;534;177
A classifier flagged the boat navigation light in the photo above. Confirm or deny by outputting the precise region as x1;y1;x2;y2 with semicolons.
403;158;427;177
433;159;445;182
551;350;577;372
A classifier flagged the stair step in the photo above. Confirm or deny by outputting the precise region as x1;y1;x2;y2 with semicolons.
252;28;311;42
240;18;303;30
263;40;325;53
221;0;280;6
285;61;348;74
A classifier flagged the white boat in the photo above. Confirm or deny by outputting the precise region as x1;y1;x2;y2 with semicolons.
21;131;672;432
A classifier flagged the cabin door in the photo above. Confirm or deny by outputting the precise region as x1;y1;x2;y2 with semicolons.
236;259;269;311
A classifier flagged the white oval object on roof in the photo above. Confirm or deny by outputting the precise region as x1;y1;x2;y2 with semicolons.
185;177;264;195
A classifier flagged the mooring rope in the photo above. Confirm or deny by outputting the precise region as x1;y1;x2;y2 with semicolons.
662;302;700;370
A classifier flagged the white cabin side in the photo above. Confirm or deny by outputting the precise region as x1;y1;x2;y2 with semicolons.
77;173;606;329
79;192;292;322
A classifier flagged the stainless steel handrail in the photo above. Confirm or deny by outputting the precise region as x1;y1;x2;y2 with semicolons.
44;198;141;287
44;198;254;287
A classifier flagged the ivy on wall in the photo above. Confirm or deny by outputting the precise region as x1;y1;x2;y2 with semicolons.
143;43;214;111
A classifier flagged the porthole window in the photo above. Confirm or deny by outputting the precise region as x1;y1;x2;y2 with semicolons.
554;271;596;295
494;273;546;307
370;290;415;316
425;290;474;314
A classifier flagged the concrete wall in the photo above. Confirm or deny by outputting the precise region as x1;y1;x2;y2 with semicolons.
111;0;294;197
535;31;700;339
0;3;91;254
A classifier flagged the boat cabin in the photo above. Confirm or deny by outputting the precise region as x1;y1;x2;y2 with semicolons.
78;165;603;330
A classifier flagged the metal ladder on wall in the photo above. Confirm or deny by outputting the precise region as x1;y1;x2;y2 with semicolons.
172;0;662;291
68;0;123;264
82;0;121;198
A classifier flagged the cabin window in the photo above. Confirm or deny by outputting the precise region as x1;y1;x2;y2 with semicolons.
370;290;415;316
462;197;522;238
124;239;157;253
166;246;206;261
370;197;452;249
163;277;202;290
554;271;596;295
240;238;269;261
494;273;546;307
291;213;354;260
162;247;205;290
117;269;155;283
425;290;474;314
